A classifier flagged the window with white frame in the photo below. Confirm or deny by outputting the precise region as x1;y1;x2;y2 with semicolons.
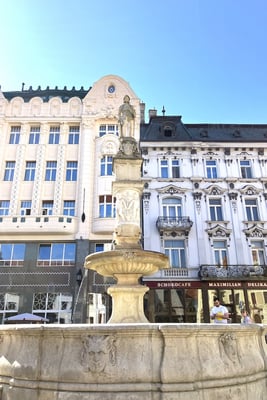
213;240;228;266
68;126;79;144
0;243;25;266
49;126;60;144
99;124;119;137
99;195;116;218
42;201;53;215
206;160;217;178
9;126;20;144
164;239;186;268
100;156;113;176
38;243;76;266
0;201;10;215
63;200;75;216
0;293;20;324
162;197;182;218
29;126;40;144
160;158;180;178
24;161;36;181
245;199;259;221
32;292;72;323
66;161;77;181
20;200;32;215
240;160;252;178
209;198;223;221
45;161;57;181
251;241;266;266
4;161;15;181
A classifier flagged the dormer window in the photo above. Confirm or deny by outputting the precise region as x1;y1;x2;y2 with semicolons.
162;123;175;138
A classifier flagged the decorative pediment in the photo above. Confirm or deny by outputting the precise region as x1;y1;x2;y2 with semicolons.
157;185;186;196
206;224;232;238
240;185;260;195
203;185;226;196
243;224;267;238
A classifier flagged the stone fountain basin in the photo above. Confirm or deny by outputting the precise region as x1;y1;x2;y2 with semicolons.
84;249;169;285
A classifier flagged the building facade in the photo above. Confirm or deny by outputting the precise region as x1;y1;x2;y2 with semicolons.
0;75;141;323
1;74;267;324
140;115;267;323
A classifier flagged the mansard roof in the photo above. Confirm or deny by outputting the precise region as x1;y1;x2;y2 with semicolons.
141;116;267;143
2;85;91;103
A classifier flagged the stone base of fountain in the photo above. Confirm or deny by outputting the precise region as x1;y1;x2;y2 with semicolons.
0;324;266;400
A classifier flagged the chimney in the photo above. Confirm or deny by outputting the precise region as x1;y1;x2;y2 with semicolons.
140;102;145;123
149;108;157;120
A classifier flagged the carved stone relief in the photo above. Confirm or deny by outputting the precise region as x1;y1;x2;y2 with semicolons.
81;335;117;374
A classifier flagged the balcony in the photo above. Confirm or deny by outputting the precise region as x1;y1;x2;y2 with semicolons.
156;216;193;236
0;215;78;236
199;264;267;280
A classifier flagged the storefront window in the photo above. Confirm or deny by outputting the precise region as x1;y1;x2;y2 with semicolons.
145;288;202;323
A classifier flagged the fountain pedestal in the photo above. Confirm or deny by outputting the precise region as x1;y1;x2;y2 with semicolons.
84;248;169;323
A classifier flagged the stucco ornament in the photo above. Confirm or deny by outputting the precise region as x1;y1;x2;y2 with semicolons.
81;335;117;374
219;333;240;365
118;95;135;137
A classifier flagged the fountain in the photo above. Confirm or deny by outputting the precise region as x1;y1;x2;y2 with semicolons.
0;97;266;400
84;126;170;323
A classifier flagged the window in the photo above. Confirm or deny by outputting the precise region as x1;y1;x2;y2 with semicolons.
206;160;217;178
213;241;228;266
38;243;76;265
0;201;10;215
95;244;104;252
99;195;116;218
245;199;259;221
29;126;40;144
164;240;186;268
99;124;119;137
0;293;20;324
251;241;265;266
20;201;32;216
4;161;15;181
45;161;57;181
240;160;252;178
66;161;77;181
63;200;75;216
68;126;79;144
24;161;36;181
162;198;182;218
209;199;223;221
49;126;60;144
100;156;113;176
32;293;72;323
160;158;180;178
42;201;53;216
9;126;20;144
0;243;25;266
160;160;168;178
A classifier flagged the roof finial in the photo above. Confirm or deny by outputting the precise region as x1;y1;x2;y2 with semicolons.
162;106;165;116
22;82;25;91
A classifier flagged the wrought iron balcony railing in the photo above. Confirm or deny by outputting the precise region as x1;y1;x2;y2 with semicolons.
156;216;193;236
199;264;267;279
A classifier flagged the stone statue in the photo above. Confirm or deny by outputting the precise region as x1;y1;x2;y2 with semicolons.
118;95;135;137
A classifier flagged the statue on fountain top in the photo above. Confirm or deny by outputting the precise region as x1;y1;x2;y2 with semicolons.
118;95;136;138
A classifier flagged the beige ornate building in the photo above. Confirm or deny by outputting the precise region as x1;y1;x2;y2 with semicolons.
0;75;141;323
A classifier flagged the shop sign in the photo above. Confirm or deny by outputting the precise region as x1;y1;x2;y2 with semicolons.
208;282;242;288
145;281;201;289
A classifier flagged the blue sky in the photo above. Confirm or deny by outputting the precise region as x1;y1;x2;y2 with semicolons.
1;0;267;123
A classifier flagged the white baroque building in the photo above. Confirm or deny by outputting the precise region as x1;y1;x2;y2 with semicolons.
140;114;267;323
